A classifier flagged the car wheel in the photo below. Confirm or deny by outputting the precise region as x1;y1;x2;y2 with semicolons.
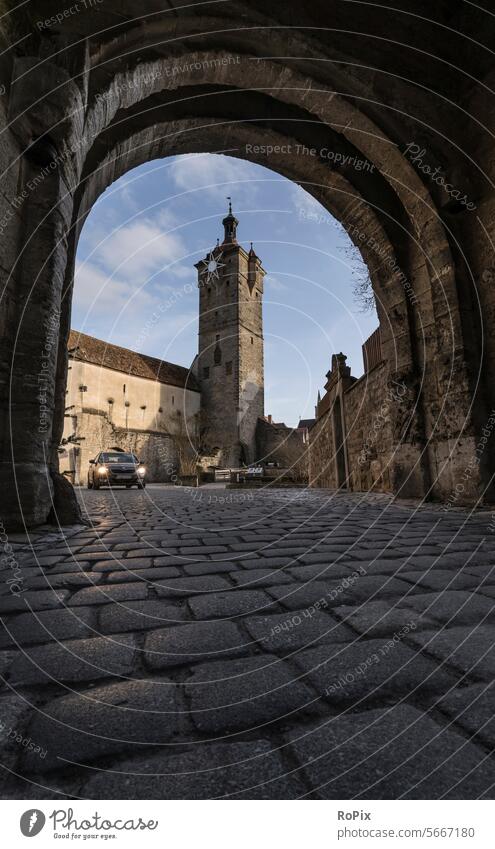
93;479;100;490
125;484;132;489
138;481;146;489
87;476;93;489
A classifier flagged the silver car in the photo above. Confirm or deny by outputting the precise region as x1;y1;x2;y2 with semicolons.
87;451;146;489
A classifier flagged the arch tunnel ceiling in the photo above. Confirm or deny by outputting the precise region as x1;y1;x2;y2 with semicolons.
81;84;407;245
12;0;491;281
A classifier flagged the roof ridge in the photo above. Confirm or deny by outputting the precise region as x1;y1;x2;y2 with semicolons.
68;329;200;392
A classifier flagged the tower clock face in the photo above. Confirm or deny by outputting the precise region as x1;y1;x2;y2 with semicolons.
201;250;226;284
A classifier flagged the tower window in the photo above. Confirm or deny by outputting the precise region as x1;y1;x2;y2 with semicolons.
226;361;233;375
251;337;254;345
214;343;222;365
203;366;210;379
171;396;174;406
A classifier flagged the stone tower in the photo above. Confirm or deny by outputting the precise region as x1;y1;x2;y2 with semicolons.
196;203;265;467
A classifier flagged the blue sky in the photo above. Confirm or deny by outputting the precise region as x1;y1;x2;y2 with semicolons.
73;154;378;427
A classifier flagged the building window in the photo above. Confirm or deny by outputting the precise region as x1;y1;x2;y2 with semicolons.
158;406;163;413
226;361;233;375
140;405;146;411
214;343;222;365
216;334;220;341
171;396;174;406
251;337;254;345
203;366;210;379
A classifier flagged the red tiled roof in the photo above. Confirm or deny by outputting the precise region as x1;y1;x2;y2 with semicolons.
68;330;200;392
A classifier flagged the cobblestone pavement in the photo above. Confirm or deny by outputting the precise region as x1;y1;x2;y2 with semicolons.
1;486;495;799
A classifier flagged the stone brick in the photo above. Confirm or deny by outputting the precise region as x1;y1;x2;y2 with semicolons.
92;558;154;572
145;621;247;668
400;569;482;591
81;741;305;799
24;572;103;590
292;639;455;705
288;563;355;581
0;590;70;614
287;705;495;798
400;591;495;626
439;683;495;747
230;569;293;587
9;635;137;686
267;581;339;610
68;583;148;606
245;610;353;652
23;679;184;772
154;575;231;598
99;600;186;634
0;607;96;648
0;692;37;791
188;590;273;619
186;655;317;732
106;566;181;583
409;626;495;680
335;601;436;637
183;561;236;575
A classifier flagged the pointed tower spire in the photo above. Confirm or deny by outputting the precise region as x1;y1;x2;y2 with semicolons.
222;197;238;244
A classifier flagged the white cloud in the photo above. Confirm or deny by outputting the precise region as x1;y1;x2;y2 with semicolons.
265;274;287;291
90;219;186;282
169;153;260;207
290;182;323;215
73;262;138;313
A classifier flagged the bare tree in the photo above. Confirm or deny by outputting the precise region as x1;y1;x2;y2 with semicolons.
340;243;376;313
165;411;201;476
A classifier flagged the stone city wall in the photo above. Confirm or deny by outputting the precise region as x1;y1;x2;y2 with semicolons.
60;408;179;485
309;361;395;492
256;417;308;481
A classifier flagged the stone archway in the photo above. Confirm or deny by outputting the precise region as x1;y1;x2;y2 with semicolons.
0;1;493;527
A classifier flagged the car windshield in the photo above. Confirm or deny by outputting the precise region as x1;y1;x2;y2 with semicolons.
99;453;137;464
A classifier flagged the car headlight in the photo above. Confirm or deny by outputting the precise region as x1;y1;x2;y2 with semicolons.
137;466;146;476
97;465;108;475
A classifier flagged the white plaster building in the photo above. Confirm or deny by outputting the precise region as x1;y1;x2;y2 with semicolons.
61;330;201;484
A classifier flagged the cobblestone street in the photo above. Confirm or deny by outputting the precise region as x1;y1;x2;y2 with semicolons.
1;486;495;799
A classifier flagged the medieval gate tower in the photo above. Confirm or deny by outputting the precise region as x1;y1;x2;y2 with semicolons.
196;203;265;467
